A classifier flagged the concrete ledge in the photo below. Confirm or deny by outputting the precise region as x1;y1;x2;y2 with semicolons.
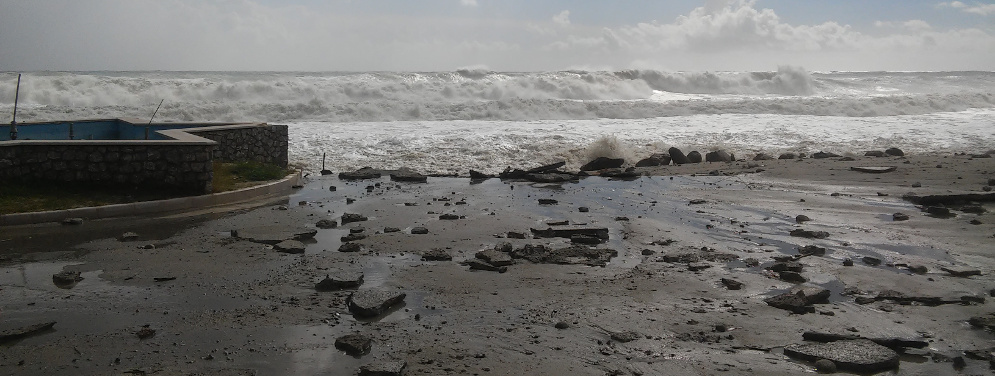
0;171;302;226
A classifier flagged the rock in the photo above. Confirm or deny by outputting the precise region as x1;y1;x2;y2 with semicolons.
135;327;156;339
119;232;139;242
464;259;508;273
885;148;904;157
753;153;774;161
570;234;604;245
864;151;886;157
862;257;881;266
52;270;83;285
421;249;452;261
507;231;526;239
475;249;514;266
348;289;406;318
609;331;642;343
635;153;671;167
578;207;589;213
349;227;365;234
339;168;381;180
779;271;807;283
531;226;609;241
438;213;460;220
769;261;803;273
721;278;744;290
335;333;372;356
61;217;83;225
940;266;981;277
341;213;368;224
236;226;317;245
814;359;837;373
669;147;690;165
316;219;338;229
962;205;986;214
893;213;910;221
316;272;364;291
526;161;566;174
526;173;575;183
0;322;57;343
968;313;995;331
795;215;812;223
554;321;570;329
383;227;401;233
390;170;428;183
764;292;813;314
599;168;641;180
801;332;928;349
812;151;841;159
410;227;429;235
784;340;899;373
907;265;927;274
274;240;306;254
510;244;617;267
792;286;831;304
469;170;493;180
687;262;712;272
339;243;362;253
705;150;732;162
778;153;797;160
580;157;625;171
850;166;896;173
686;151;702;163
537;199;558;205
790;229;830;239
798;245;826;257
341;233;367;242
358;360;406;376
641;249;655;256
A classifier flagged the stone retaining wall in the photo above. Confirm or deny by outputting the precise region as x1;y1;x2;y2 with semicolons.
190;124;289;167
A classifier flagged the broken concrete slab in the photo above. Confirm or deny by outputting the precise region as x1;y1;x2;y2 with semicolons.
801;331;928;349
348;289;406;318
274;240;306;254
335;333;372;356
475;249;514;267
421;249;452;261
358;360;406;376
510;244;617;267
784;339;900;373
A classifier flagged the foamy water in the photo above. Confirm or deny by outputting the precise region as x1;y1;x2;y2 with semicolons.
2;69;993;174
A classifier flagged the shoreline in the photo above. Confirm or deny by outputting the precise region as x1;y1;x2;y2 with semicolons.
0;153;993;375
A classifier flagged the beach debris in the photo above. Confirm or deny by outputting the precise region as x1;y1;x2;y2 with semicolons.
669;147;690;165
119;232;140;242
531;225;608;241
316;271;364;291
784;339;899;373
885;147;904;156
339;167;381;180
0;322;56;343
635;153;671;167
798;245;826;256
475;249;513;266
52;270;83;285
390;169;428;183
136;326;156;339
721;278;744;290
341;233;367;242
235;226;316;245
153;277;176;282
358;360;406;376
893;212;910;221
348;289;406;318
338;243;362;253
789;229;830;239
580;157;625;171
316;219;338;229
510;244;617;267
341;213;368;224
795;215;811;223
61;217;84;225
850;166;897;173
274;240;306;254
421;248;452;261
410;227;429;234
801;331;928;349
705;150;733;162
687;151;702;163
463;259;507;273
335;333;372;356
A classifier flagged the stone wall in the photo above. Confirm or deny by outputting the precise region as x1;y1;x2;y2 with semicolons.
0;143;214;193
191;124;288;167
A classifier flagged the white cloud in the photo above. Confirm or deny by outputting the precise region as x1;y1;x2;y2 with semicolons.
552;10;571;27
460;0;478;7
938;1;995;15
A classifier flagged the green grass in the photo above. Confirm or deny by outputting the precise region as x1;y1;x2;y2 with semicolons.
0;161;291;214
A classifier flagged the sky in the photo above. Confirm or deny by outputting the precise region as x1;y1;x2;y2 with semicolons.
0;0;993;72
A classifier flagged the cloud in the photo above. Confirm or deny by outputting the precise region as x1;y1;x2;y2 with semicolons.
552;10;571;27
938;1;995;15
460;0;478;6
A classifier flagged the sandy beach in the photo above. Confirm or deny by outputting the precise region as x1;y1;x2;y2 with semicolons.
1;152;993;375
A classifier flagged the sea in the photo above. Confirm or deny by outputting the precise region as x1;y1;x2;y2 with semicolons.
1;67;993;175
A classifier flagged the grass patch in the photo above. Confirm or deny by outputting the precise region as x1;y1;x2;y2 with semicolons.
211;161;291;193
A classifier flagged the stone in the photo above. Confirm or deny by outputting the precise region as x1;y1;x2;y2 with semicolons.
940;266;981;277
570;234;604;245
907;265;928;274
236;226;317;245
274;240;306;254
778;153;797;160
686;151;702;163
316;219;338;229
864;151;886;157
669;147;690;165
862;256;881;266
554;321;570;329
687;262;712;272
531;226;609;240
962;205;986;214
61;217;84;225
892;213;910;221
885;148;904;157
705;150;732;162
358;360;406;376
348;289;406;318
339;168;381;180
383;227;401;233
850;166;896;173
464;259;508;273
469;170;493;180
798;245;826;257
721;278;744;290
316;271;364;291
341;213;368;224
578;207;589;213
968;313;995;331
795;215;811;223
135;327;156;339
475;249;514;266
790;229;830;239
390;170;428;183
507;231;527;239
769;261;803;273
0;321;57;342
580;157;625;171
814;359;837;373
438;213;460;220
635;153;671;167
52;271;82;285
421;249;452;261
779;271;808;283
339;243;362;253
410;227;429;235
335;333;372;356
119;232;139;241
510;244;617;267
764;292;813;314
537;199;558;205
751;153;773;161
527;161;567;174
341;233;367;242
609;331;641;343
812;151;841;159
792;286;831;305
784;340;899;373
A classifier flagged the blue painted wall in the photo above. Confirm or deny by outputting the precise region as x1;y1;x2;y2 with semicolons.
0;120;213;141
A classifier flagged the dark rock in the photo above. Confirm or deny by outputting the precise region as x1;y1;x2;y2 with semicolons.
769;261;803;273
464;259;507;273
904;192;995;206
687;262;712;272
526;173;576;183
335;333;372;356
862;257;881;266
439;213;460;220
136;327;156;339
962;205;986;214
812;151;841;159
469;170;493;180
341;213;368;224
507;231;527;239
410;227;429;235
793;286;831;304
705;150;732;162
850;166;897;173
814;359;837;373
669;147;690;165
578;207;590;213
390;170;428;183
753;153;774;161
798;245;826;257
119;232;139;242
635;153;671;167
554;321;570;329
274;240;306;254
316;219;338;229
421;249;452;261
0;322;57;343
510;244;617;267
893;213;910;221
527;161;567;173
580;157;625;171
570;234;604;245
341;233;367;242
795;215;812;223
908;265;928;274
778;153;797;160
790;229;830;239
801;331;928;349
609;331;641;343
641;249;655;256
316;271;364;291
925;206;954;217
784;339;899;373
779;271;807;283
339;243;362;253
531;226;608;241
348;289;406;318
599;168;641;179
764;292;813;314
721;278;744;290
885;148;904;157
968;313;995;331
940;266;981;277
61;217;83;225
687;151;702;163
358;360;406;376
689;199;707;205
538;199;558;205
52;270;83;285
339;168;381;180
476;249;513;266
865;151;886;157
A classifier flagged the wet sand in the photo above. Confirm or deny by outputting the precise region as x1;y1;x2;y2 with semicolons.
1;154;993;375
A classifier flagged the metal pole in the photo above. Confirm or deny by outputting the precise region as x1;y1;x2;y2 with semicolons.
146;99;163;140
10;74;21;140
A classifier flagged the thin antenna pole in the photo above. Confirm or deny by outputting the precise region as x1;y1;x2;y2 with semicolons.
10;73;21;140
145;99;164;140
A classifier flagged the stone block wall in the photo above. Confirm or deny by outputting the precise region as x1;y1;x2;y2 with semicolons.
191;124;288;167
0;144;214;193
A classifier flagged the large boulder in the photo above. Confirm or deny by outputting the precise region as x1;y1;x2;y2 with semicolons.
784;339;899;373
348;289;406;318
315;271;364;291
669;147;690;165
359;361;406;376
580;157;625;171
475;249;514;266
705;150;732;162
334;333;372;356
885;147;904;157
686;151;702;163
635;153;671;167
